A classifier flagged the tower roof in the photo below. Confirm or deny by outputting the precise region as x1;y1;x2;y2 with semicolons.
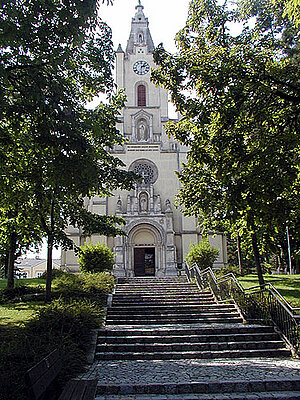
126;1;155;55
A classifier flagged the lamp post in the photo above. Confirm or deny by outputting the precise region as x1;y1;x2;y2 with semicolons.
286;223;293;275
276;197;293;274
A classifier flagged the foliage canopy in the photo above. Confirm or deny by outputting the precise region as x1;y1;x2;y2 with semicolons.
152;0;300;280
0;0;135;294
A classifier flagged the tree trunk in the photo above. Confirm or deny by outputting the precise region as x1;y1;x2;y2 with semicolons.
237;233;243;275
7;233;17;289
296;258;300;274
251;232;265;288
45;234;54;302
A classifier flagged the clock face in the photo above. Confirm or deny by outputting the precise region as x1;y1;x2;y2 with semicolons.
133;60;150;75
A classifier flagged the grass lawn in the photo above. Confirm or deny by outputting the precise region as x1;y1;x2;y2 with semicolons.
0;278;46;327
0;278;46;289
0;301;44;327
238;274;300;308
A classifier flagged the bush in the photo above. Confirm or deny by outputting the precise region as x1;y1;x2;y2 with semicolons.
40;268;65;280
78;243;114;273
81;272;114;294
0;297;102;400
26;298;102;340
0;285;28;302
53;272;114;303
186;238;219;270
53;273;82;296
0;284;44;303
216;264;241;277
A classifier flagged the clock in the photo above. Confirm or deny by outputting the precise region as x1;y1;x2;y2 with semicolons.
133;60;150;75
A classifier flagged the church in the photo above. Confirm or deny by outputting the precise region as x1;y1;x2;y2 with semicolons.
61;1;227;277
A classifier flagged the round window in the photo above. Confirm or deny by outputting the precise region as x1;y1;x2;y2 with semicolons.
129;159;158;184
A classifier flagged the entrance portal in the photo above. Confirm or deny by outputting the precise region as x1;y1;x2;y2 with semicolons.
134;247;155;276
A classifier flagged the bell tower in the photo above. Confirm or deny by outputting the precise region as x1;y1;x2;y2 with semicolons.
115;1;168;146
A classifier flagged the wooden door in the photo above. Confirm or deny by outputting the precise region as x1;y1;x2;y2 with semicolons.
134;248;145;276
134;248;155;276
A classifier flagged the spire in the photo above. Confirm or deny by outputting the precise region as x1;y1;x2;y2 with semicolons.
136;0;143;10
116;43;124;53
126;2;155;55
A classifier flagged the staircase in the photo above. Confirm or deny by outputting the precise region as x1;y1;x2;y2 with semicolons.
93;277;300;399
105;277;243;326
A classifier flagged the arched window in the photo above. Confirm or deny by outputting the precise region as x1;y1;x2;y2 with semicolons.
137;84;146;107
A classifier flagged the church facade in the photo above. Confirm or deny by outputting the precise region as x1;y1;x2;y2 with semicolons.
61;2;227;277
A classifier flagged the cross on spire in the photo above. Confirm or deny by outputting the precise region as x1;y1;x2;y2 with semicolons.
136;0;144;10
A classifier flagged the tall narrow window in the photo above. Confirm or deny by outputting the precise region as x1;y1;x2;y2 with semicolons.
137;84;146;107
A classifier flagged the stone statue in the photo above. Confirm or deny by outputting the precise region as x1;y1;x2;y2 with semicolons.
139;123;146;140
139;193;148;212
154;195;162;212
165;198;172;212
116;196;122;213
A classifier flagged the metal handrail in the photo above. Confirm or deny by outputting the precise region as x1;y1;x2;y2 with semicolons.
217;274;300;316
185;261;300;354
216;272;245;293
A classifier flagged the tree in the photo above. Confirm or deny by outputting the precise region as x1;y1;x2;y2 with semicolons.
0;126;44;287
152;0;300;286
0;0;135;297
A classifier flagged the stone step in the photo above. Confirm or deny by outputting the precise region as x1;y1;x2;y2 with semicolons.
114;293;207;298
97;332;280;344
97;379;300;396
112;301;217;306
116;283;202;293
114;291;203;296
108;304;237;313
117;286;197;290
112;302;218;308
96;340;285;354
112;299;217;309
95;391;300;400
116;281;198;288
96;378;300;396
113;292;214;301
117;278;188;283
115;282;196;286
97;325;277;337
107;311;241;318
96;348;290;360
112;298;216;304
105;317;244;325
106;309;242;321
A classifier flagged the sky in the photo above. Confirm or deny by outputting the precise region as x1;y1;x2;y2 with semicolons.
98;0;190;54
28;0;191;260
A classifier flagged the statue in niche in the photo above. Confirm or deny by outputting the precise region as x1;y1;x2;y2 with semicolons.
139;124;146;140
154;195;161;213
137;119;148;141
116;196;122;213
139;192;148;212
